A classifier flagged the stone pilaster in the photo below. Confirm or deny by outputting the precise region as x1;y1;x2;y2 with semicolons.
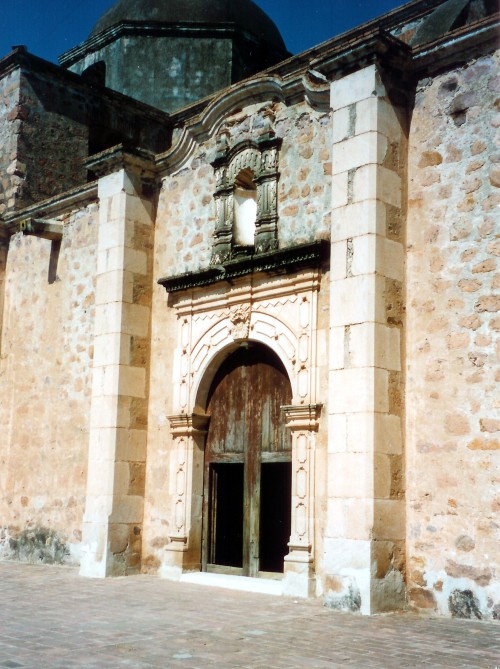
162;412;209;580
283;404;321;598
80;151;156;577
327;64;407;613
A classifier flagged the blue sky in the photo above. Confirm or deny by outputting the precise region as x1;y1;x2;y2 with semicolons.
0;0;405;64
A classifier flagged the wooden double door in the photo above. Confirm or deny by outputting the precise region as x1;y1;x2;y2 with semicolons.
202;344;292;577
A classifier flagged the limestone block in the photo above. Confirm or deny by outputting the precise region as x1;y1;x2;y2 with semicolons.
89;395;139;431
330;274;386;326
108;523;130;554
113;461;132;496
93;333;131;367
91;364;145;398
356;97;403;138
98;169;136;200
331;172;349;209
117;365;146;399
98;218;127;251
331;133;388;175
85;460;115;496
82;494;115;522
327;413;348;453
332;106;351;144
87;427;118;462
109;494;144;524
107;197;127;228
97;247;147;276
374;413;402;455
91;363;120;397
316;328;329;373
322;537;371;572
97;247;122;275
122;303;150;337
115;428;148;462
351;235;404;282
329;325;345;370
95;270;133;306
328;452;374;498
123;247;148;275
79;519;108;552
374;453;392;499
349;413;402;456
94;302;123;337
331;240;347;280
282;561;316;598
330;65;384;111
346;412;375;454
326;498;374;540
349;322;401;371
353;165;402;208
124;195;155;225
329;367;389;414
373;499;405;540
332;200;386;241
90;394;120;430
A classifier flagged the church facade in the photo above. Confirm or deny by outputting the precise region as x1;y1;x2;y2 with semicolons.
0;0;499;618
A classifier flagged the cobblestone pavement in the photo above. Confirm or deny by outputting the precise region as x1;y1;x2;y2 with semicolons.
0;562;499;669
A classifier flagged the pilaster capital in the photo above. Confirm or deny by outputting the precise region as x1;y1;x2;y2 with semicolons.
282;404;322;431
168;412;210;437
85;144;158;183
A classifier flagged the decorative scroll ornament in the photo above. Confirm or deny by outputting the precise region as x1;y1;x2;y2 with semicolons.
230;305;251;340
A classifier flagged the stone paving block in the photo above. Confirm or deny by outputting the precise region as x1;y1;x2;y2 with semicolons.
0;563;499;669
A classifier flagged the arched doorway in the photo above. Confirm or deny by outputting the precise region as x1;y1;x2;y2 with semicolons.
202;342;292;577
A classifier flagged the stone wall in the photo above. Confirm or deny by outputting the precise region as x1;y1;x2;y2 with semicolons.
15;70;89;210
158;100;332;277
0;68;22;217
0;54;170;217
0;241;6;350
68;36;234;114
406;51;500;619
0;203;98;564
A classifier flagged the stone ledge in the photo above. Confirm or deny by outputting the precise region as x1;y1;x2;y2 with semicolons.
158;240;330;293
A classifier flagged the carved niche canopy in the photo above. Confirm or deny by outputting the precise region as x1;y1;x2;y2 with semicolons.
210;127;282;264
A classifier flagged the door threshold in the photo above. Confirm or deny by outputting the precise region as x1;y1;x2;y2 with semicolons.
179;571;283;596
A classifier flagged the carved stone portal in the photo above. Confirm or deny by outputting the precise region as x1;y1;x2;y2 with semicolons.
165;269;322;596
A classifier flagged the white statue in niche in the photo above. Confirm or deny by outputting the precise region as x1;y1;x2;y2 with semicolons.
233;169;257;248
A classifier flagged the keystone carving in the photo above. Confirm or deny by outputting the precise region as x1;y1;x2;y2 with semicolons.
229;305;251;340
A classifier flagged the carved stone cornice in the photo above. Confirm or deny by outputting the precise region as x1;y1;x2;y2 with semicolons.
2;183;98;237
85;144;158;180
158;240;330;294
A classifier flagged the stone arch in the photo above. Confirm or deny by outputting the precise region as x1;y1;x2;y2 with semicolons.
190;312;298;412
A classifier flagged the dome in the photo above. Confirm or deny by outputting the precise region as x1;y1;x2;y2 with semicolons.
90;0;287;51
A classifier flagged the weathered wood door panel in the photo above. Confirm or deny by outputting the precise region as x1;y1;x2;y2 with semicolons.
202;344;292;576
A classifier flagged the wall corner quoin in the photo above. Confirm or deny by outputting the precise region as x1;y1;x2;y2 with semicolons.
326;60;407;614
80;145;157;578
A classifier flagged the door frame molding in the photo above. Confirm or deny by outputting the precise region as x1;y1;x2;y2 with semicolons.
164;269;323;596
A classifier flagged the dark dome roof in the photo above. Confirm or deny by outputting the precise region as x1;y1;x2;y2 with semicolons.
90;0;287;51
